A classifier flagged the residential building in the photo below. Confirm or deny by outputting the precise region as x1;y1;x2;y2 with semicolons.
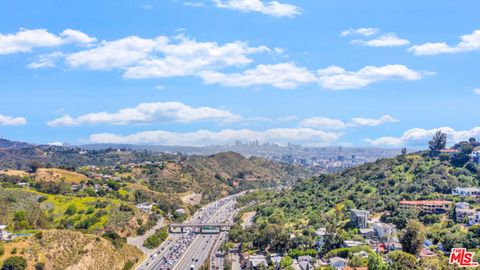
452;187;480;197
372;222;396;240
455;202;470;209
471;151;480;164
136;203;154;213
468;212;480;226
270;255;283;270
0;225;11;241
456;208;476;222
399;200;452;214
350;209;369;229
439;149;459;155
359;228;375;239
248;255;268;269
315;228;327;248
343;240;363;248
329;257;348;270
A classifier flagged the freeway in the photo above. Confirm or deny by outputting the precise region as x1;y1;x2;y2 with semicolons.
137;194;240;270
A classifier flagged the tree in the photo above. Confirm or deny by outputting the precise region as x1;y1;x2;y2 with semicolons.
401;147;407;155
280;256;293;268
387;251;419;270
1;256;28;270
429;131;447;155
400;220;425;255
368;253;388;270
469;137;476;144
28;161;42;173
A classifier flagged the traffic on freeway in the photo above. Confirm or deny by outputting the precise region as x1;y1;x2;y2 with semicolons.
137;194;241;270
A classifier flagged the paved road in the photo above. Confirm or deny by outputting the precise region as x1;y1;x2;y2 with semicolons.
174;199;236;270
137;194;240;270
127;217;165;255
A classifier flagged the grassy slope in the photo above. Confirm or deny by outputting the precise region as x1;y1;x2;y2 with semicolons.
0;230;143;270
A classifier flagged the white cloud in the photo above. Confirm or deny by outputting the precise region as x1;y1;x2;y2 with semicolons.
66;34;270;79
341;27;379;37
300;117;347;130
47;101;241;127
89;128;342;146
364;137;404;146
0;114;27;126
474;88;480;95
301;115;398;129
0;28;95;55
27;51;64;69
124;36;269;79
60;29;97;44
317;65;424;90
212;0;300;18
365;126;480;146
352;34;410;47
66;36;161;70
199;63;316;89
409;29;480;55
350;115;399;126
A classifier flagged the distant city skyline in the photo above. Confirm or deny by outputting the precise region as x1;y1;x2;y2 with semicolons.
1;0;479;147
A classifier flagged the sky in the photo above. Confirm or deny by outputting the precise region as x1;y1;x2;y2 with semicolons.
0;0;479;148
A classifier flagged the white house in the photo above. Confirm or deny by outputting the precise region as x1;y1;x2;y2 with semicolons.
471;151;480;164
468;212;480;226
0;225;11;241
329;257;348;270
248;255;268;269
452;187;480;197
315;228;327;248
136;203;154;213
373;222;396;240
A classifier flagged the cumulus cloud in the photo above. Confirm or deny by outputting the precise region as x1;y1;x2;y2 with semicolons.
0;28;96;55
89;128;342;146
365;127;480;146
350;115;399;126
409;29;480;55
0;114;27;126
212;0;300;18
352;34;410;47
27;51;64;69
300;117;348;130
199;63;316;89
301;115;398;129
317;65;424;90
341;27;379;37
66;34;270;79
66;36;161;70
47;101;241;127
124;36;269;79
474;88;480;95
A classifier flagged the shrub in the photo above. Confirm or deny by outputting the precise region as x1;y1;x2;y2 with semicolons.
1;256;27;270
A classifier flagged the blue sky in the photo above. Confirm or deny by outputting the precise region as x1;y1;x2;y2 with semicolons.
0;0;479;147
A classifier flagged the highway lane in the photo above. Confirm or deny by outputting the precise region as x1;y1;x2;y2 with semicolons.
138;194;239;270
173;199;237;270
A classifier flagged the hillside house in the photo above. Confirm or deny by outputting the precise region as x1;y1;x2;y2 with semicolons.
468;212;480;226
399;200;452;214
248;255;268;269
471;151;480;164
0;225;11;241
452;187;480;197
329;257;348;270
350;209;369;229
372;222;396;240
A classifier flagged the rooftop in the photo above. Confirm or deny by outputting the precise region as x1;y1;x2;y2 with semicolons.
400;200;451;205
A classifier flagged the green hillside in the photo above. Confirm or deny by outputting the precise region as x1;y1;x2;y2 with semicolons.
230;137;480;269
